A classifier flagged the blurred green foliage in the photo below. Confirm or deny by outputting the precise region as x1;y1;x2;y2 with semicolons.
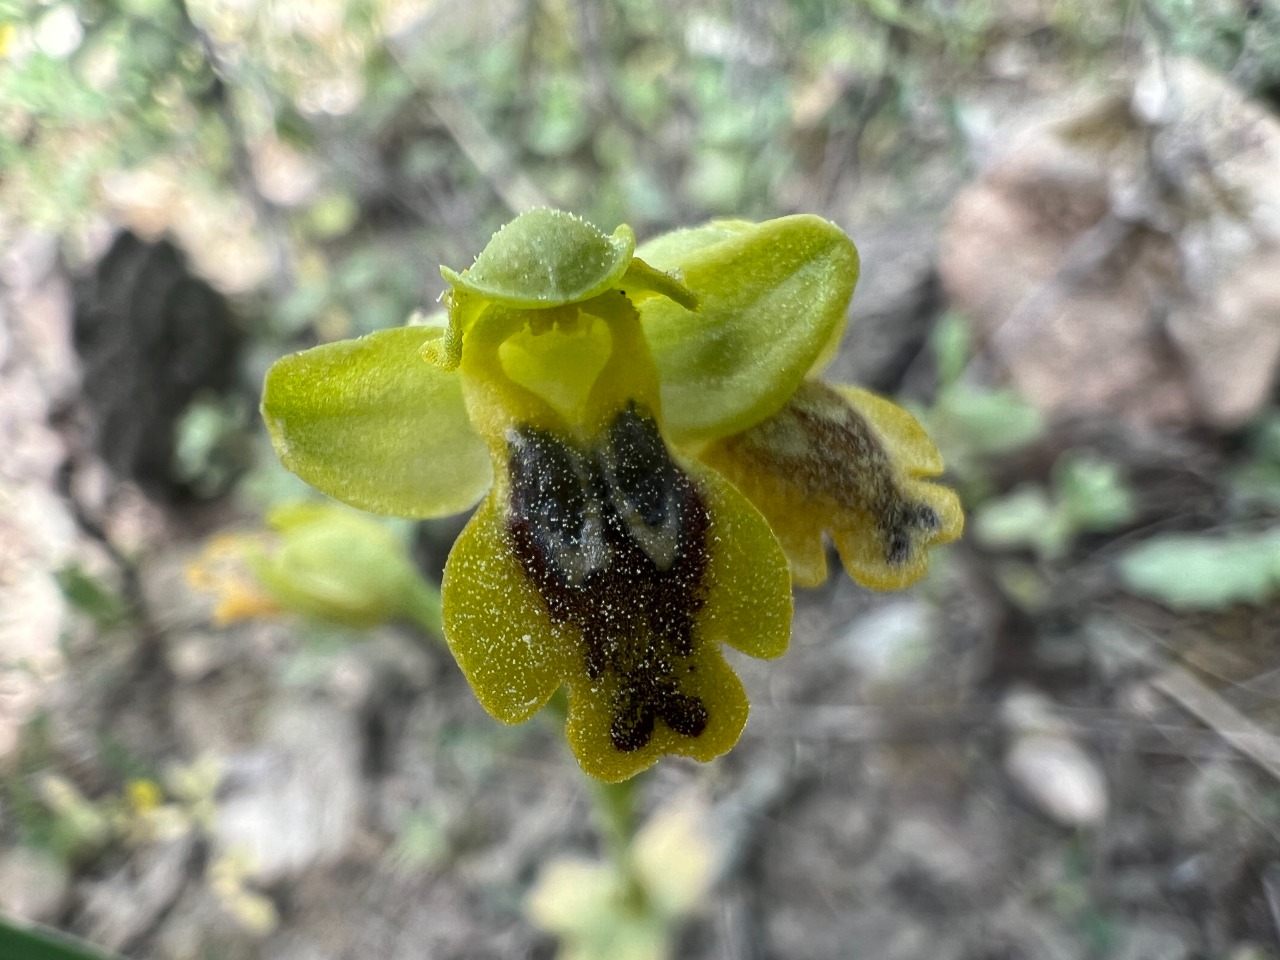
974;455;1137;561
1147;0;1280;101
1116;406;1280;611
0;0;1218;346
1106;404;1280;610
915;310;1046;503
4;0;1273;376
54;564;129;631
0;917;126;960
5;714;91;864
1230;409;1280;511
1118;531;1280;610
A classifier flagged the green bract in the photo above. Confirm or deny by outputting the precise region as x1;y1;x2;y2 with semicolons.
260;209;961;782
432;210;698;372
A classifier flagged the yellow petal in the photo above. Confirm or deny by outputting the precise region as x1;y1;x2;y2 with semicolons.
444;406;790;782
185;534;287;625
834;385;945;475
700;380;963;591
441;489;574;724
691;464;792;661
565;642;750;783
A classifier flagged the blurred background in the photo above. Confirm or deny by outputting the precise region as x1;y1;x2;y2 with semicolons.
3;0;1280;957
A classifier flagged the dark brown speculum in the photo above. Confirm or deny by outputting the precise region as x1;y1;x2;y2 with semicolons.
506;402;712;752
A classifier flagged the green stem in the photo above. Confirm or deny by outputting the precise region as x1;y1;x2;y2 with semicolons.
404;578;444;638
542;692;651;913
588;774;649;913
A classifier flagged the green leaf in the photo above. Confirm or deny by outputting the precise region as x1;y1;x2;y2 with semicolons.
931;311;971;388
637;215;859;444
936;383;1045;456
1056;456;1135;533
973;486;1072;560
1230;461;1280;510
54;564;128;629
1117;532;1280;610
1246;408;1280;463
261;327;491;519
0;916;124;960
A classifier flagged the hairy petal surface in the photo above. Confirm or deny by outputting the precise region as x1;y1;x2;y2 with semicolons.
700;381;963;590
441;489;575;725
442;452;790;782
564;460;791;782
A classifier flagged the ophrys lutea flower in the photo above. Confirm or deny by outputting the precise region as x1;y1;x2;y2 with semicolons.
262;210;961;781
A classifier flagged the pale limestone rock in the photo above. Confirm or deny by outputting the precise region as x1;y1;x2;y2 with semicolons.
941;58;1280;429
0;847;71;923
213;698;362;884
1003;688;1108;828
1006;734;1109;828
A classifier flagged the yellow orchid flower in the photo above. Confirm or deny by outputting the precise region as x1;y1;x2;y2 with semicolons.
261;210;961;781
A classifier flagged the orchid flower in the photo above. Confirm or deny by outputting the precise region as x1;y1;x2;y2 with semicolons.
261;210;961;781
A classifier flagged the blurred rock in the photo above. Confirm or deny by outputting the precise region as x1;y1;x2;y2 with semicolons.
81;835;196;952
1083;615;1154;680
1003;689;1108;827
1137;58;1280;427
1178;760;1253;843
214;697;363;884
259;932;336;960
879;817;986;903
166;632;234;684
151;884;258;960
769;902;955;960
985;901;1087;960
838;599;936;695
1005;734;1108;828
1111;921;1193;960
0;847;71;923
0;228;79;764
72;231;243;500
1001;686;1072;736
170;656;273;757
941;58;1280;429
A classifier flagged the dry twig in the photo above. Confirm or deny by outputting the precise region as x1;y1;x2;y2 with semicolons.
1152;664;1280;784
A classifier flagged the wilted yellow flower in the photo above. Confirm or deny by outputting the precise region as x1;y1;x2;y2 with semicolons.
186;502;441;632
